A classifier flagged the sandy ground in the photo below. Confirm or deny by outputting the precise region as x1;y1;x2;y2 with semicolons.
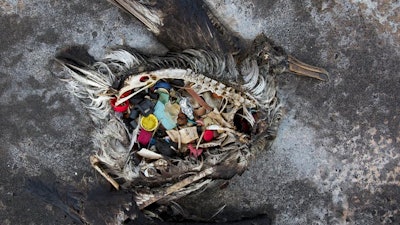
0;0;399;224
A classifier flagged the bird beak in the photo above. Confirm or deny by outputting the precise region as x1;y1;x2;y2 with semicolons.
288;55;329;81
115;74;158;106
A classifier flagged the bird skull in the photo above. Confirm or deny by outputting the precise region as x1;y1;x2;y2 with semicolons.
116;73;159;105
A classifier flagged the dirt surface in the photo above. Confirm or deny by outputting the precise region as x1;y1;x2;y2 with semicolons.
0;0;399;224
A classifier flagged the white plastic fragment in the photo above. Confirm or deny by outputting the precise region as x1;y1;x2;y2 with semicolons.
137;148;163;159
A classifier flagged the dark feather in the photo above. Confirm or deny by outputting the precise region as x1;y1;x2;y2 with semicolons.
55;45;96;68
26;178;149;225
108;0;248;54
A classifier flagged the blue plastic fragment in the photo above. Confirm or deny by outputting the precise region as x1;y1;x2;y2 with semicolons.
129;109;139;119
154;81;172;91
154;101;176;130
130;120;138;129
150;138;156;146
136;99;154;116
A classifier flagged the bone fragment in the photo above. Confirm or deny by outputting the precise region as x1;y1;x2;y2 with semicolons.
90;155;120;190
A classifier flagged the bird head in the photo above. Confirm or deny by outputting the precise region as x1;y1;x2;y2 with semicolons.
115;73;159;106
252;34;329;80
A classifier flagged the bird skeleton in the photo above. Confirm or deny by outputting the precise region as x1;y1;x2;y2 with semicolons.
55;0;329;220
57;43;327;213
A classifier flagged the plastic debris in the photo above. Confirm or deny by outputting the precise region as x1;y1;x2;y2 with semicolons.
110;90;132;112
155;139;177;157
154;101;177;130
130;120;138;129
188;144;203;158
137;129;153;146
169;79;185;87
185;87;212;111
202;91;221;109
129;91;147;105
154;81;172;91
179;97;194;120
203;130;214;142
140;114;158;131
165;102;180;121
129;109;139;120
166;127;199;144
110;98;129;112
137;148;163;160
156;89;169;104
136;98;154;116
106;77;254;187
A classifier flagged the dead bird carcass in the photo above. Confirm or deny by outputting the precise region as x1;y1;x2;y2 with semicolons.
55;0;328;220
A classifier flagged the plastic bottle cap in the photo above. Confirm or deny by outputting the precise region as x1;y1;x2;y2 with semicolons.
110;91;131;113
203;130;214;142
110;98;129;112
140;114;158;131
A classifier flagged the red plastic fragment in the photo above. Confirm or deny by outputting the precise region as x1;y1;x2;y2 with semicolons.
203;130;214;142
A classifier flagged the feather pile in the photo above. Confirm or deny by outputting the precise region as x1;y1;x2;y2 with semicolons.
56;42;283;215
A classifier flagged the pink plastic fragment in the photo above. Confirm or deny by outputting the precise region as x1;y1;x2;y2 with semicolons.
188;143;203;158
137;129;152;146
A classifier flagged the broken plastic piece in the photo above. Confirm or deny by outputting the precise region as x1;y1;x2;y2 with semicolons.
138;129;152;146
155;139;177;157
169;79;185;87
165;102;180;117
136;99;154;116
202;117;214;127
212;92;223;99
203;92;221;109
137;148;163;159
166;127;199;144
154;101;177;130
130;120;138;129
157;91;169;104
129;90;146;105
179;97;194;120
149;138;156;146
148;91;158;100
188;144;203;158
154;81;172;91
185;87;213;111
129;109;139;119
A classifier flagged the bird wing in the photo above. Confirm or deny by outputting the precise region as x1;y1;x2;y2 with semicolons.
107;0;247;54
